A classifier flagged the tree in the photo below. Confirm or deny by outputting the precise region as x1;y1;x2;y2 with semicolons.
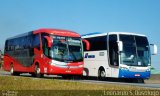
150;66;155;70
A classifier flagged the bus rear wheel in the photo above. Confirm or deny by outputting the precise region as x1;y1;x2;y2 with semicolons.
34;64;43;78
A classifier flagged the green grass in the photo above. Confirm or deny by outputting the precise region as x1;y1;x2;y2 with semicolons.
0;76;146;90
151;69;160;74
0;76;159;96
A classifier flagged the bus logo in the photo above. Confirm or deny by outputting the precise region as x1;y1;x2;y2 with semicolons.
84;53;95;58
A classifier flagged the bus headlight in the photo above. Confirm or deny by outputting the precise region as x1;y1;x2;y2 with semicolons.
49;61;55;66
78;65;83;68
146;68;150;72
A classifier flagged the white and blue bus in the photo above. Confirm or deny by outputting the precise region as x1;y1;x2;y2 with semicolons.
82;32;157;82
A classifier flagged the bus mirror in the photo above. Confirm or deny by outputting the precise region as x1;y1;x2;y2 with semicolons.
82;39;90;51
44;36;53;48
150;44;158;55
118;41;123;52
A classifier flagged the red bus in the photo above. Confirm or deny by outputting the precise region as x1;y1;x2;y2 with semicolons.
3;28;84;77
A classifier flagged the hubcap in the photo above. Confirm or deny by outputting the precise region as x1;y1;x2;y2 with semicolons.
36;66;40;74
10;67;14;74
101;71;106;77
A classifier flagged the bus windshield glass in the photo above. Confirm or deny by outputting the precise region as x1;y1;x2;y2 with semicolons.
49;36;83;62
120;35;150;67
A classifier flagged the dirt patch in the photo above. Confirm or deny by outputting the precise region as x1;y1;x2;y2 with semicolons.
145;74;160;84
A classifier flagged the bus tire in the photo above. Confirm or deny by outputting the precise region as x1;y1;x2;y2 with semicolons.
10;64;20;76
62;75;74;79
61;75;69;79
133;79;144;83
98;68;106;81
34;64;43;78
137;79;144;83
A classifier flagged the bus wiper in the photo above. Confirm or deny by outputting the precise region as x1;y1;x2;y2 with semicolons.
66;60;73;63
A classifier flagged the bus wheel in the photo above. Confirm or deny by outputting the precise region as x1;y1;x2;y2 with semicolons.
61;75;69;79
98;69;106;81
35;64;43;78
10;65;20;76
136;79;144;83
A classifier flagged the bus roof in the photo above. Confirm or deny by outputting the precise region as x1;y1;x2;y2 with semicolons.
82;32;146;38
33;28;80;37
6;28;80;40
6;32;33;40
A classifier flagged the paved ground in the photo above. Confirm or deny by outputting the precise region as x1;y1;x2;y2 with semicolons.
145;74;160;84
1;69;160;89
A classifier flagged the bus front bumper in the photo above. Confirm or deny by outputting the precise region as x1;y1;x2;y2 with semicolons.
119;69;150;79
45;65;83;75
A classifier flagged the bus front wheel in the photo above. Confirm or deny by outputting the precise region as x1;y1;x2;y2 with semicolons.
34;64;43;78
98;69;106;81
10;64;20;76
135;79;144;83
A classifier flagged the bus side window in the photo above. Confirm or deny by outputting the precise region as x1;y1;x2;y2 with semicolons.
109;35;119;66
83;41;87;51
41;33;50;57
33;34;40;50
43;39;49;57
5;40;9;52
84;36;107;51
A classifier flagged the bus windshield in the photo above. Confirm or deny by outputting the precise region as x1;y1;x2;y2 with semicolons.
120;35;150;67
49;36;83;62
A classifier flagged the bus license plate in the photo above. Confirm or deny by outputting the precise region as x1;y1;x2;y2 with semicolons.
135;74;140;77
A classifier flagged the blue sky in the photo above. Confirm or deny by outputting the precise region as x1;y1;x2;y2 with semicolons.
0;0;160;70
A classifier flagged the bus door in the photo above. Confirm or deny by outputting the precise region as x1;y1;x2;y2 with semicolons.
108;34;119;78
